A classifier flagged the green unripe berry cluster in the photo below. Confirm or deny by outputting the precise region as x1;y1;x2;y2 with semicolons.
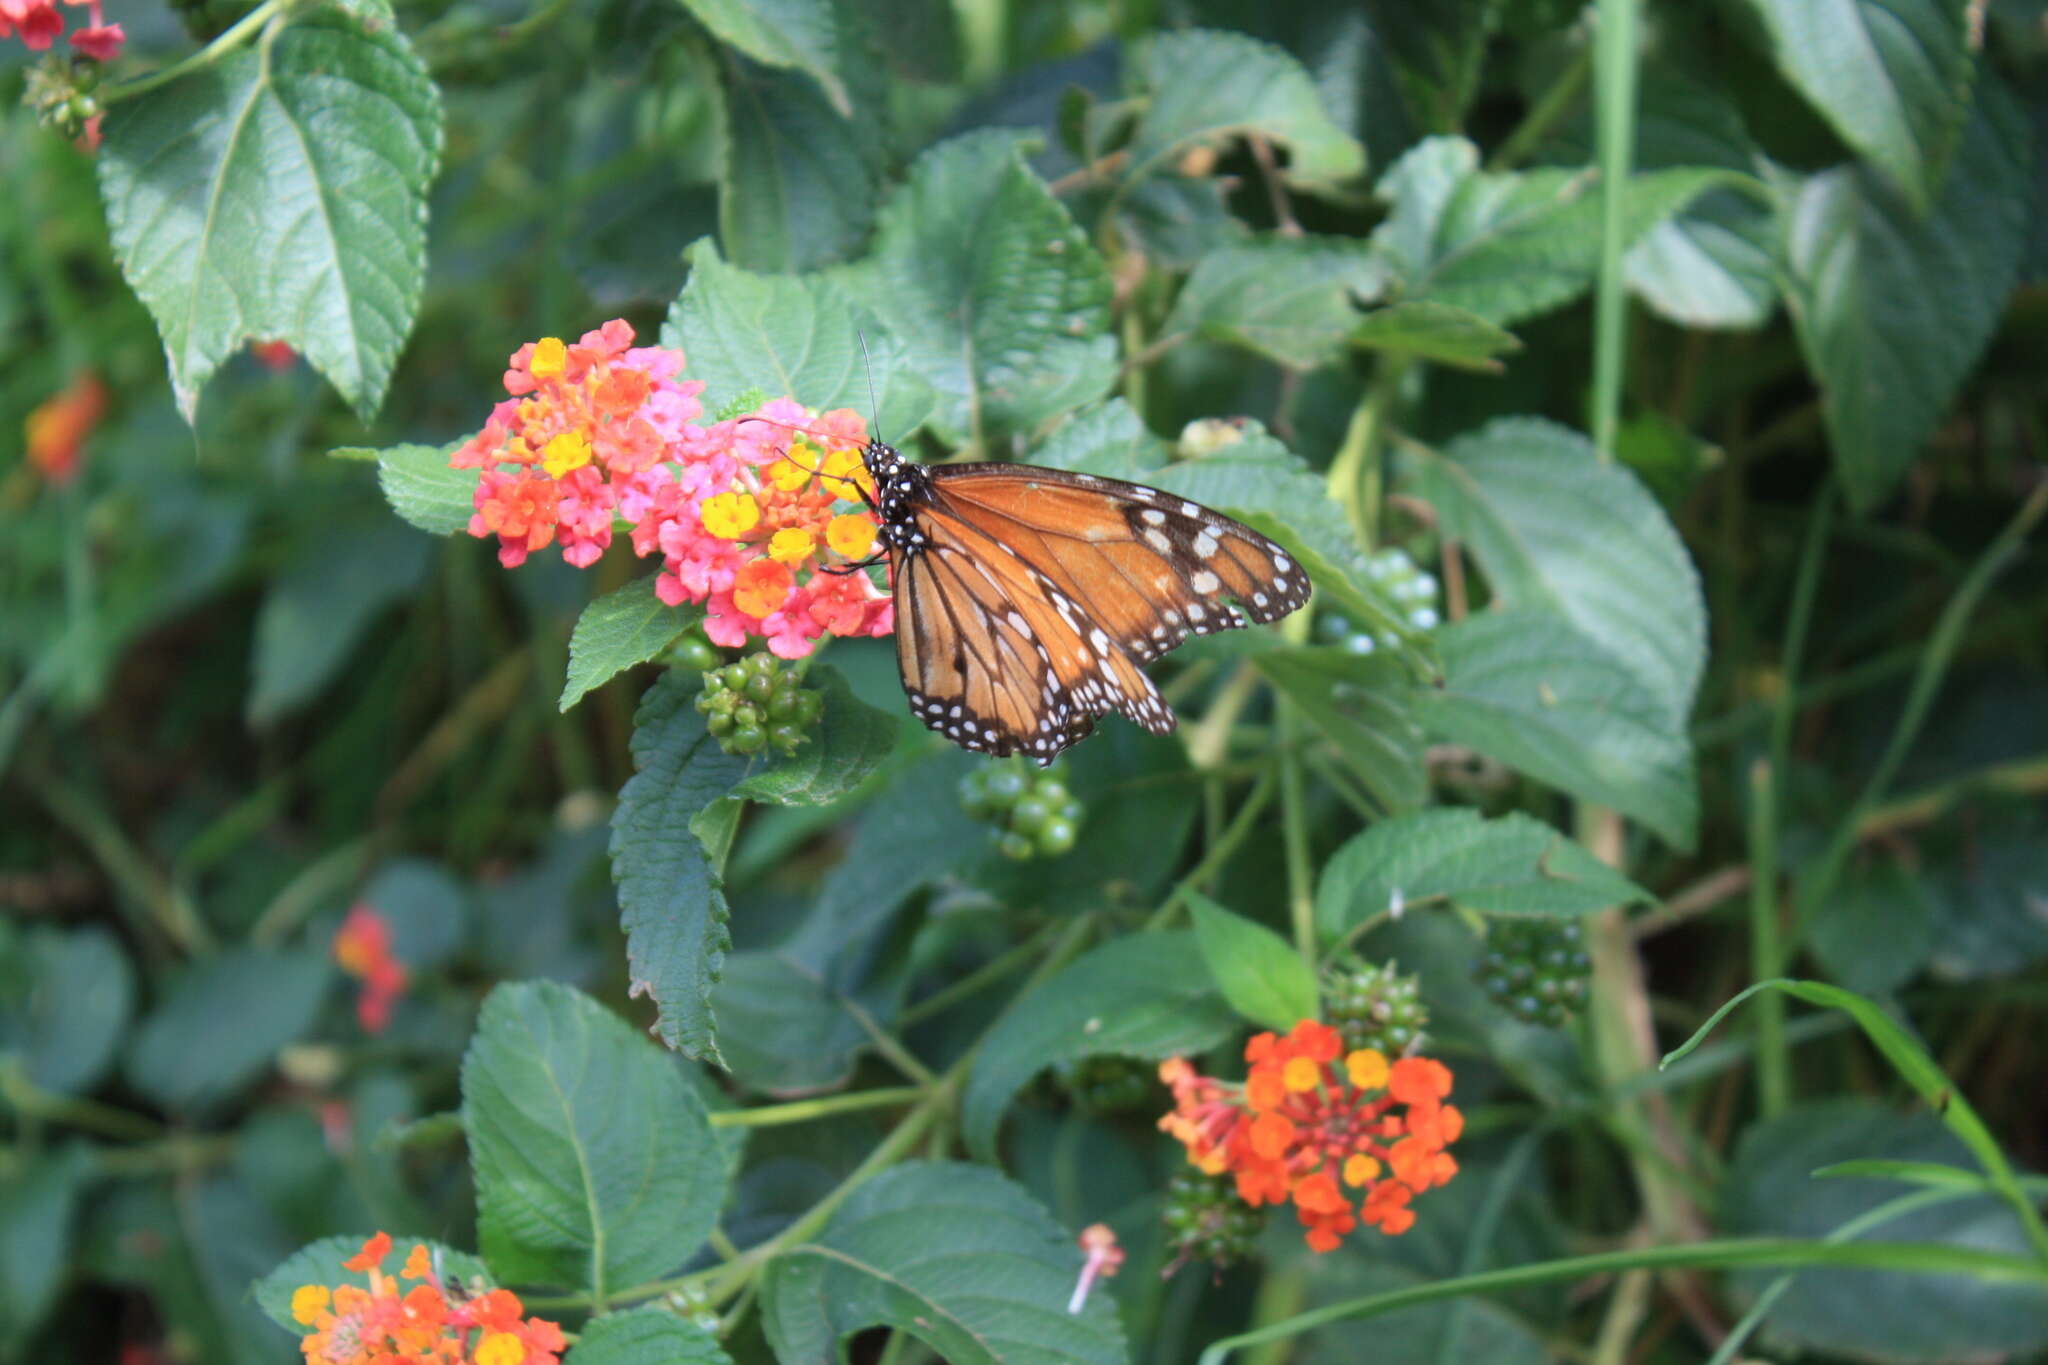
1052;1053;1154;1114
1324;961;1429;1055
1315;547;1442;654
1478;918;1592;1027
667;634;722;672
1161;1167;1264;1272
693;652;822;757
958;763;1084;859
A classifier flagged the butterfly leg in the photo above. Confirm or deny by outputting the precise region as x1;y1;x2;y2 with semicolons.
818;554;888;577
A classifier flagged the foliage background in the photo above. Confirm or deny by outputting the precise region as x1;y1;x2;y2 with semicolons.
3;0;2048;1361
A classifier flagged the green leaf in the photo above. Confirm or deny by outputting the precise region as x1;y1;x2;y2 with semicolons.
373;1109;464;1153
1808;858;1937;996
706;951;871;1095
250;519;431;723
610;672;752;1062
962;931;1237;1160
1669;980;2048;1264
98;10;441;421
1159;236;1388;371
717;49;880;272
761;1161;1127;1364
662;239;934;441
0;1147;90;1349
374;442;475;537
125;948;332;1111
1419;612;1698;849
1402;417;1705;727
1719;1100;2048;1362
678;0;849;116
570;1308;734;1364
1188;892;1319;1031
561;575;701;711
731;665;898;806
356;858;470;971
1145;424;1434;676
1315;808;1649;939
0;924;132;1095
1779;83;2031;512
1029;398;1171;478
1372;136;1735;327
1293;1257;1550;1365
1124;29;1364;190
462;981;725;1294
1742;0;1973;209
1349;299;1520;372
252;1236;490;1334
834;130;1115;445
1254;648;1426;813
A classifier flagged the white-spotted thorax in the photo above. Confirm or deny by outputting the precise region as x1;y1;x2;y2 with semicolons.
861;438;932;555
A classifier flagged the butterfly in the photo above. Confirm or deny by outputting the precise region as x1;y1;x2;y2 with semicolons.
831;438;1311;762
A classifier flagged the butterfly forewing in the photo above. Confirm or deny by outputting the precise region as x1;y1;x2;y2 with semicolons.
883;459;1310;762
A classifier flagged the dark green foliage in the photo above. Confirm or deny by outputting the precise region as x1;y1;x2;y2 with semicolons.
959;760;1086;859
696;651;824;758
1324;960;1429;1054
1162;1167;1266;1273
1476;919;1592;1028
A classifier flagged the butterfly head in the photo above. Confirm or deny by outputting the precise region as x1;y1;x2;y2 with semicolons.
861;438;931;553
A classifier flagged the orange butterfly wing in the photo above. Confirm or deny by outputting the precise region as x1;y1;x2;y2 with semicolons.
888;464;1309;761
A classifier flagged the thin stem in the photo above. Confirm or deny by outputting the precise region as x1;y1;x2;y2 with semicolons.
1147;769;1277;931
103;0;287;104
32;771;213;954
1747;760;1788;1117
708;1087;925;1128
1326;360;1408;544
2;1063;164;1142
837;996;939;1089
1277;707;1316;965
899;923;1060;1026
1183;662;1261;770
1589;0;1639;455
1488;46;1594;172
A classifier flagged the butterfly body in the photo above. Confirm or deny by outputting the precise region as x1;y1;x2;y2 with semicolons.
856;438;1310;763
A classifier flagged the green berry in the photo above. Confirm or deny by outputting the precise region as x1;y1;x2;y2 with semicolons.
1037;818;1078;857
1009;794;1052;833
704;711;734;737
1476;918;1593;1027
1053;1054;1153;1113
997;831;1035;861
1033;778;1069;806
730;724;765;754
769;724;805;755
673;637;720;671
1323;961;1429;1055
1162;1168;1265;1273
984;769;1028;804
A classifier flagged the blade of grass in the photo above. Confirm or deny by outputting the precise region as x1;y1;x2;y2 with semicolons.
1589;0;1639;454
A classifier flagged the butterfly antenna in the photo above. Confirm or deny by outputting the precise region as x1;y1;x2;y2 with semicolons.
857;328;885;446
734;415;833;476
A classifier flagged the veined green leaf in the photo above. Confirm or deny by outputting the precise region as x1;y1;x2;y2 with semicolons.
561;574;701;711
962;932;1235;1160
373;442;475;538
1419;612;1698;849
462;981;725;1293
664;240;934;441
1124;29;1364;190
716;48;881;272
1189;892;1319;1031
1254;648;1425;813
1159;235;1389;371
1029;398;1171;478
761;1162;1127;1363
569;1308;734;1364
730;665;898;806
98;11;442;422
834;130;1114;445
0;924;131;1096
1316;808;1650;939
679;0;850;116
1349;299;1520;372
609;671;751;1062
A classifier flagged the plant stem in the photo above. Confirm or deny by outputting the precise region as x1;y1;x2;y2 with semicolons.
1326;359;1408;544
1589;0;1639;455
1147;769;1277;930
899;922;1060;1026
1747;760;1788;1117
103;0;287;104
1184;662;1260;770
709;1087;926;1128
33;771;212;954
1489;46;1594;172
2;1063;164;1142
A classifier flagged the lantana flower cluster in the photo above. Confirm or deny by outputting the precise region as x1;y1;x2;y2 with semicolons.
289;1232;565;1365
1159;1019;1463;1252
2;0;122;58
454;320;892;658
332;904;407;1034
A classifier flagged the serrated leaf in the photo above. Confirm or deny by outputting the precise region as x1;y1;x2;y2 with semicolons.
662;240;934;441
761;1161;1127;1364
1419;612;1698;849
0;925;132;1095
609;671;751;1061
374;442;475;537
707;951;872;1095
1372;136;1736;327
1188;892;1319;1031
679;0;849;116
1742;0;1974;210
98;10;441;422
1159;235;1388;370
1255;648;1425;813
1029;398;1170;478
1124;29;1364;189
962;932;1236;1160
730;665;897;805
124;948;332;1111
1349;299;1520;371
1316;808;1649;939
1780;82;2030;513
834;130;1114;446
561;574;701;711
571;1308;734;1364
1402;417;1705;728
462;981;725;1293
717;48;880;271
252;1236;489;1334
250;518;431;723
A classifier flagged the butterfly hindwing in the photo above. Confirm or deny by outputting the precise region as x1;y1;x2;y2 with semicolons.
885;461;1309;762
